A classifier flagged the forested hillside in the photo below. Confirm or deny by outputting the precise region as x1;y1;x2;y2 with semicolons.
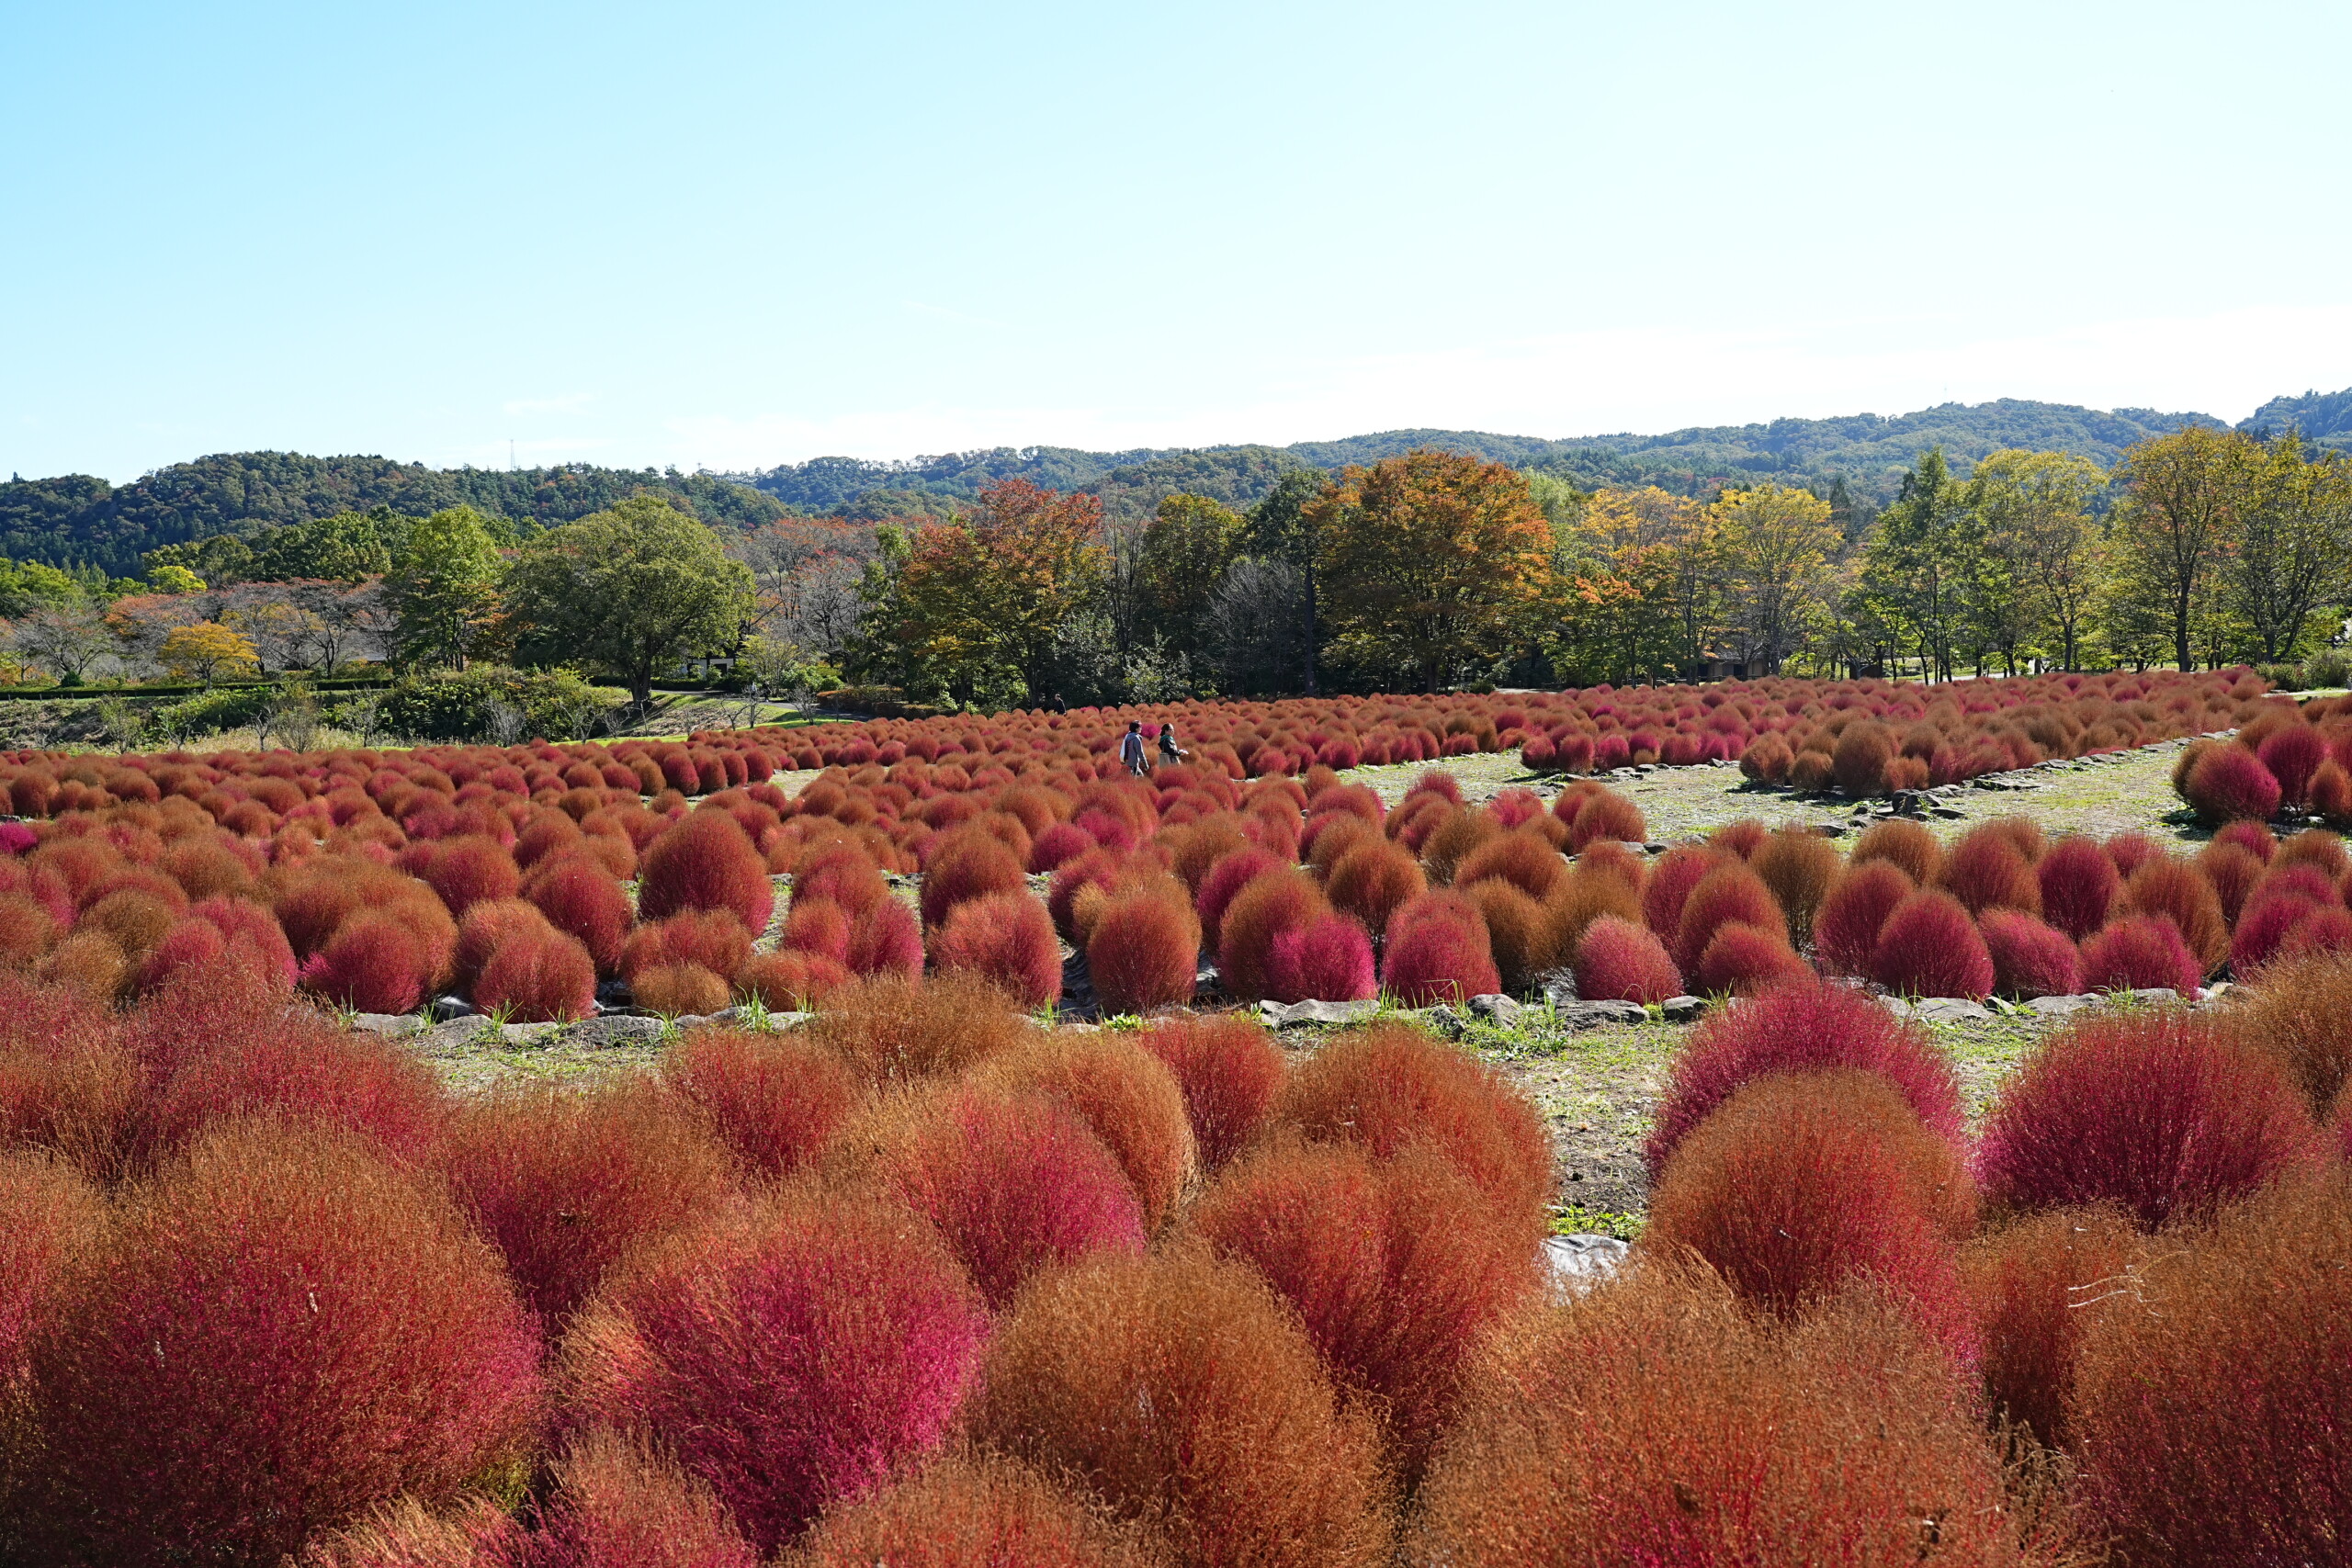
729;395;2287;519
0;453;789;575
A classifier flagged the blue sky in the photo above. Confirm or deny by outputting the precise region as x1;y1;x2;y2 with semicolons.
6;0;2348;482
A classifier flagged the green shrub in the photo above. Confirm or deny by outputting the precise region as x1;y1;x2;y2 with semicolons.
149;684;275;740
2303;649;2350;689
373;666;624;742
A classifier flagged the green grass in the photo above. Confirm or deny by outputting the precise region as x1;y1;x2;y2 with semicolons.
1550;1205;1645;1241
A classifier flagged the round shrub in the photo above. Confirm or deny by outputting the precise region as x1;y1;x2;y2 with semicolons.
929;889;1061;1010
1409;1274;2033;1567
1851;816;1943;885
1274;1021;1550;1232
1750;826;1838;943
804;973;1033;1086
796;1455;1162;1568
736;948;854;1010
524;855;632;976
1670;863;1783;976
2222;945;2352;1113
978;1031;1196;1235
1136;1013;1286;1173
1570;914;1681;1003
1088;886;1203;1015
1323;837;1426;938
299;914;435;1016
2118;857;2229;975
526;1426;760;1568
1979;908;2083;999
1636;843;1721;942
1265;908;1377;1004
135;1013;448;1174
843;897;923;981
630;962;731;1017
1958;1203;2142;1447
1189;1139;1540;1481
918;829;1026;930
1645;1070;1978;1360
1453;830;1566;902
1974;1009;2322;1228
443;1079;738;1325
473;925;596;1021
2034;834;2120;940
23;1123;540;1568
2078;913;2201;995
563;1188;989;1554
1645;975;1962;1177
2071;1179;2352;1563
1215;871;1324;1003
1380;891;1499;1006
1869;888;1995;999
1462;879;1548;994
1692;920;1811;996
620;908;752;987
965;1252;1391;1568
831;1083;1146;1308
2182;742;2281;825
1938;829;2040;917
661;1025;862;1179
1811;858;1915;976
637;809;774;936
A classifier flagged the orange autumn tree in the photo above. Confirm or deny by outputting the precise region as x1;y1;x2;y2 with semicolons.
1548;485;1713;683
884;478;1111;705
1306;449;1555;689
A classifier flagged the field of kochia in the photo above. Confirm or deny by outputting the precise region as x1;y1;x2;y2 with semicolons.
0;671;2345;1564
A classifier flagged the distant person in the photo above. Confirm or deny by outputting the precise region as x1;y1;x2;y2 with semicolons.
1053;692;1069;714
1159;721;1186;766
1120;720;1149;776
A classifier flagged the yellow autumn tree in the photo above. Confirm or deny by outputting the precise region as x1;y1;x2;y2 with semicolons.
1549;485;1713;682
160;621;260;685
1306;449;1555;689
1707;483;1840;674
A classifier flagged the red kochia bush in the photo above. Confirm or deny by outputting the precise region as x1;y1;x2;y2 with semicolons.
928;889;1062;1009
1671;862;1782;974
1939;829;2040;917
1274;1022;1550;1233
966;1252;1391;1568
564;1188;989;1554
443;1081;739;1325
526;1427;761;1568
299;913;436;1015
135;1013;448;1173
834;1083;1146;1308
23;1124;540;1568
1637;844;1721;942
978;1032;1196;1234
474;925;597;1022
1265;909;1377;1004
1191;1139;1540;1480
1645;975;1963;1177
0;1149;103;1402
1570;914;1681;1003
2035;833;2120;939
621;908;752;986
1136;1013;1286;1172
1216;871;1326;1003
2257;721;2327;805
1978;908;2084;999
844;897;923;981
1811;858;1915;976
1323;837;1426;938
1087;886;1202;1015
1409;1275;2032;1567
1974;1010;2323;1228
662;1026;860;1178
796;1455;1162;1568
1692;920;1811;996
1380;891;1500;1005
2078;913;2202;995
2182;741;2282;824
1644;1070;1978;1361
737;949;854;1010
2070;1180;2352;1564
1959;1204;2143;1448
918;829;1026;929
636;808;774;936
525;855;632;975
1870;887;1995;999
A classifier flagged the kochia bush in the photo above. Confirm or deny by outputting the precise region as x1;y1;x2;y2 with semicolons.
636;808;774;936
1136;1012;1286;1173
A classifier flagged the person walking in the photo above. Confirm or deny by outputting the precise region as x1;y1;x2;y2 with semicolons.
1158;720;1187;767
1119;719;1150;776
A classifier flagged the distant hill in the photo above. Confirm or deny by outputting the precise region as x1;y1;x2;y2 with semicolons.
0;452;790;576
730;393;2292;519
5;388;2341;573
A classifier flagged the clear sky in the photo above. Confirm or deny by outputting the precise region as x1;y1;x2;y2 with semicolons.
6;0;2348;483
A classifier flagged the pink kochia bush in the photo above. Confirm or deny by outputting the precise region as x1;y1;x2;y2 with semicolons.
2034;835;2120;940
1811;860;1914;976
1644;976;1963;1179
1266;910;1377;1004
562;1187;990;1554
1869;888;1995;999
22;1123;541;1568
1974;1010;2323;1229
927;890;1061;1009
636;808;775;936
1570;915;1682;1004
1381;892;1500;1005
2078;913;2201;996
1977;909;2084;999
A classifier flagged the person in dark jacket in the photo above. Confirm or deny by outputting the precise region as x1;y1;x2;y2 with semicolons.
1119;720;1149;775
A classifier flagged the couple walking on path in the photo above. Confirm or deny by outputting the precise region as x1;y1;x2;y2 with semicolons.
1120;719;1185;776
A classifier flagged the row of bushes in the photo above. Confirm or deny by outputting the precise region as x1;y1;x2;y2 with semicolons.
3;949;2346;1561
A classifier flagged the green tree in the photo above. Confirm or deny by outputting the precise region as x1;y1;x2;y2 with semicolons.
251;508;397;582
2230;433;2352;663
1970;448;2108;671
1860;450;1978;681
142;534;256;588
2110;427;2259;672
1710;482;1840;676
503;494;754;705
0;558;87;619
1135;493;1243;643
1306;449;1555;690
386;505;503;671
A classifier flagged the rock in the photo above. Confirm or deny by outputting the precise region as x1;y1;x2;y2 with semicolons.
1877;997;1916;1019
1929;805;1967;819
1541;1234;1631;1290
1555;998;1648;1030
594;978;634;1010
1817;822;1848;838
348;1012;424;1038
498;1021;562;1046
568;1014;670;1049
671;1014;718;1031
1257;998;1380;1029
1659;995;1707;1024
2122;987;2184;1007
708;1006;813;1031
2023;993;2099;1017
1427;1004;1467;1039
409;1018;492;1056
1640;841;1668;856
1890;789;1924;816
1468;993;1523;1029
429;996;477;1021
1909;998;1993;1023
